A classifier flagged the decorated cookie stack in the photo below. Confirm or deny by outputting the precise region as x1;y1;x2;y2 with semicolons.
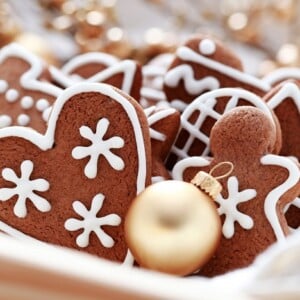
0;36;299;277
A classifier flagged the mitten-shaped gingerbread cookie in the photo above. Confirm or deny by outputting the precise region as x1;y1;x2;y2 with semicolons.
50;51;142;101
164;35;270;111
0;43;62;132
144;106;180;183
172;107;300;276
0;82;151;264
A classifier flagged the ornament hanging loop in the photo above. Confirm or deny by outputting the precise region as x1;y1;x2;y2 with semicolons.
191;161;234;200
209;161;234;180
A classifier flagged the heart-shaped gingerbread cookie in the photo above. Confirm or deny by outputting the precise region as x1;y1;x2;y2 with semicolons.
0;82;151;264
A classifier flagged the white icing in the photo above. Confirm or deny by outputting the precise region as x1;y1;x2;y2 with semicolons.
174;44;270;92
199;39;216;55
144;106;177;142
86;60;137;95
261;154;300;241
0;160;50;218
151;176;166;184
267;82;300;112
142;65;166;78
0;115;12;128
64;193;121;248
61;52;119;75
20;96;34;109
141;87;166;102
216;176;256;239
0;83;148;264
0;43;62;97
172;156;211;181
49;66;77;87
164;64;220;95
17;114;30;126
42;106;52;122
5;89;19;102
0;80;8;93
263;67;300;85
36;99;49;112
53;60;137;96
72;118;125;179
170;99;188;112
170;88;275;163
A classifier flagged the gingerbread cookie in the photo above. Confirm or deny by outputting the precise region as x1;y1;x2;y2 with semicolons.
0;43;62;132
0;82;151;264
163;35;270;111
144;106;180;183
172;107;300;276
140;53;173;108
166;88;281;168
263;81;300;160
50;52;142;101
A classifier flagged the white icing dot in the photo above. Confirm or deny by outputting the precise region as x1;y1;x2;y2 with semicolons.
20;96;34;109
17;114;30;126
0;80;8;93
199;39;216;56
0;115;12;128
5;89;19;102
42;106;52;122
36;99;50;112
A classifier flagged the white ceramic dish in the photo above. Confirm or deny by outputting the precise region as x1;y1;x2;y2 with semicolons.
0;232;299;300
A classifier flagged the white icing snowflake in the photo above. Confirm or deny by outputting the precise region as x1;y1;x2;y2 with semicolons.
64;193;121;248
0;160;50;218
216;176;256;239
72;118;125;179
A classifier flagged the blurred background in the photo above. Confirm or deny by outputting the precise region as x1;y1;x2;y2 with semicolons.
2;0;300;75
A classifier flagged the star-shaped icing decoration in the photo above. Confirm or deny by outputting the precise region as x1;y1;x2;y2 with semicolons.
216;176;256;239
65;193;121;248
0;160;50;218
72;118;125;179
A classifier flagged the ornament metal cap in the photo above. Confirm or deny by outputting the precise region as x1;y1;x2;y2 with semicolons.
191;162;234;200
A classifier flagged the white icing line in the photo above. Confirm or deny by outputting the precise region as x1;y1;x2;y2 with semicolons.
61;52;119;75
164;64;220;94
175;46;271;92
267;82;300;111
49;66;76;88
0;43;62;97
263;67;300;85
86;60;137;95
145;106;177;141
172;156;211;181
141;87;166;102
261;154;300;242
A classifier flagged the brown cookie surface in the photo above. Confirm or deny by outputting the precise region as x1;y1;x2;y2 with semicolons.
172;107;300;276
0;82;151;264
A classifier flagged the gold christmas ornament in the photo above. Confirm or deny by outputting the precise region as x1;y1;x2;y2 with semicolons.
125;162;233;276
